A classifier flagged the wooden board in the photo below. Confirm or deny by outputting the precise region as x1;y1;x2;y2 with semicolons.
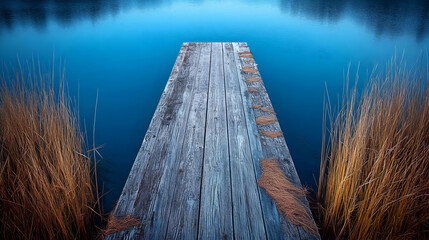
198;42;234;239
223;42;266;239
165;42;211;240
234;42;320;240
105;42;320;240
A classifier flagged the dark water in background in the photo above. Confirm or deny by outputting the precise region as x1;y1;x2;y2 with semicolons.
1;0;428;211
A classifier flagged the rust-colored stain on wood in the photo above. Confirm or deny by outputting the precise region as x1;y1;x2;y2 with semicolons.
256;115;277;125
259;131;283;138
248;88;259;92
246;77;261;83
252;104;262;109
260;107;276;114
246;59;255;63
242;66;258;73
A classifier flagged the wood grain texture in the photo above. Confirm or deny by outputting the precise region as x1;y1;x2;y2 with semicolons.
223;42;266;240
106;43;202;239
106;43;190;240
235;42;320;240
106;42;319;240
134;42;202;240
232;42;285;240
165;43;211;239
198;42;233;240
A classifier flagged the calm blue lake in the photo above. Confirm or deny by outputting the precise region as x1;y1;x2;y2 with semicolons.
1;0;428;211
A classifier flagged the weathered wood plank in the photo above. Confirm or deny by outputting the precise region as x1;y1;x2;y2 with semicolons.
107;43;202;239
106;43;189;239
107;42;319;240
135;42;203;240
165;43;211;239
198;42;233;239
223;42;267;239
231;42;286;240
235;42;320;240
112;43;188;215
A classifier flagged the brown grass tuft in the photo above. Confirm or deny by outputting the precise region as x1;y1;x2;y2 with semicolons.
239;51;252;55
0;66;97;239
239;51;253;58
242;66;258;73
248;88;259;92
256;115;277;125
258;159;319;235
260;107;276;114
102;215;142;236
317;58;429;239
246;76;261;83
259;131;283;138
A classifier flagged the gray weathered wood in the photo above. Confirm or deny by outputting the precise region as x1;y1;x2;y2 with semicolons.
106;43;190;239
165;43;211;239
198;42;234;239
235;42;320;240
112;43;188;215
223;42;266;240
231;42;286;240
106;42;319;240
134;42;202;240
107;43;202;239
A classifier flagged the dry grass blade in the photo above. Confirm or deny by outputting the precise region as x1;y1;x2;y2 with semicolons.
239;51;253;58
259;131;283;138
240;54;253;58
248;88;259;92
258;159;318;235
246;76;261;83
260;107;276;114
256;115;277;125
102;215;142;236
317;57;429;239
0;64;98;239
239;51;252;54
242;66;258;73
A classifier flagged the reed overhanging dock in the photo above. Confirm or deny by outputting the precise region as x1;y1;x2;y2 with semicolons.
106;42;319;240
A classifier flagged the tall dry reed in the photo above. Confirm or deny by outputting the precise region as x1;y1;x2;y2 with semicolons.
0;64;97;239
317;57;429;239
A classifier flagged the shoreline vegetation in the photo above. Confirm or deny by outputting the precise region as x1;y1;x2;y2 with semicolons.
317;56;429;239
1;55;428;239
0;63;99;239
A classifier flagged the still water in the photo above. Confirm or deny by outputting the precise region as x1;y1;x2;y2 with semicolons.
1;0;428;211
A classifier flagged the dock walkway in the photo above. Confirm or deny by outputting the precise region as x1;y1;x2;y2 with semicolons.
106;42;319;240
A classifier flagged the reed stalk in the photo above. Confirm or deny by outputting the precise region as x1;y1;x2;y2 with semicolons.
317;57;429;239
0;63;98;239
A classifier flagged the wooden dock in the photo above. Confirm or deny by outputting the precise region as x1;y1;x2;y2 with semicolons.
106;43;319;240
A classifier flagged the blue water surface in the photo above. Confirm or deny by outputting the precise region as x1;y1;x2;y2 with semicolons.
1;0;428;211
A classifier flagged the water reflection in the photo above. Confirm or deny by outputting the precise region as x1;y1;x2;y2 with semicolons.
1;0;428;39
281;0;429;40
0;0;168;30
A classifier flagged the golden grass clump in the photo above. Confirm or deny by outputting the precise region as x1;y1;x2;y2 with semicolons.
317;58;429;239
102;215;142;236
255;115;277;125
0;67;97;239
258;158;319;235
